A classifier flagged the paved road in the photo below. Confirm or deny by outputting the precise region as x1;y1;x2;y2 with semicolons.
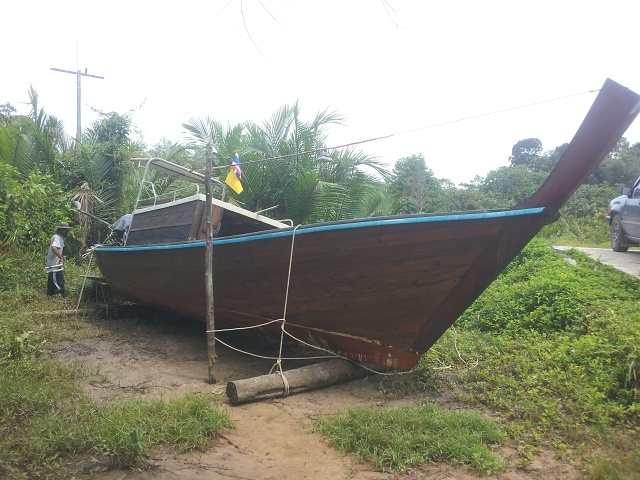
555;246;640;279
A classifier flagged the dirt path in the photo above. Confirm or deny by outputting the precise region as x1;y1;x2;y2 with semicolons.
53;308;579;480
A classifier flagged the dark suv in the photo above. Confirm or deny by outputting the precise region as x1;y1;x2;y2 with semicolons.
606;176;640;251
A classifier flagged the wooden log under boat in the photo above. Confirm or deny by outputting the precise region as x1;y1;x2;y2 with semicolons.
226;358;369;405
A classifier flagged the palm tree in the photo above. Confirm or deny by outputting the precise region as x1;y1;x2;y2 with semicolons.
59;111;145;249
242;103;390;223
0;116;29;168
182;103;390;224
0;86;71;179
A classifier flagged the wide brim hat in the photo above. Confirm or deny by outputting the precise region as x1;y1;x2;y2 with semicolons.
56;222;72;229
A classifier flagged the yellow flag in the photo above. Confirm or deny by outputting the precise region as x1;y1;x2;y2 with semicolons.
225;169;243;194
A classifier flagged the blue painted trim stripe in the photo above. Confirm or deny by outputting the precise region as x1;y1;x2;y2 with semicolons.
96;207;546;253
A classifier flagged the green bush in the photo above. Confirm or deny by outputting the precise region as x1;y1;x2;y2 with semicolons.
458;241;640;334
539;214;611;246
0;163;76;291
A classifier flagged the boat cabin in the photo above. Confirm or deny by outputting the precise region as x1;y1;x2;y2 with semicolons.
122;158;288;246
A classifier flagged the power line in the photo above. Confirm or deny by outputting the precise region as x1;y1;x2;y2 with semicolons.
210;88;599;169
391;88;599;137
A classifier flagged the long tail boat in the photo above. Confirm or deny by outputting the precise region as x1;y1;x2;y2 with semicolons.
94;78;640;370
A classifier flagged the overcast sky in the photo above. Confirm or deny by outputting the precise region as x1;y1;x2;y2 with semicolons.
4;0;640;184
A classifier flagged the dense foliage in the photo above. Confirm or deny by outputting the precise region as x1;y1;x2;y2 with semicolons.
183;103;390;224
3;87;640;269
408;241;640;477
0;163;75;289
454;241;640;419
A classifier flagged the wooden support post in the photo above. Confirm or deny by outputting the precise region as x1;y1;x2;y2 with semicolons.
205;144;216;384
226;358;368;405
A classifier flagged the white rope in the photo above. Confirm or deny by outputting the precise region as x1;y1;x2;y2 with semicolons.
452;327;479;369
214;319;402;377
214;335;334;360
281;224;300;322
278;327;405;376
271;224;302;396
206;318;283;333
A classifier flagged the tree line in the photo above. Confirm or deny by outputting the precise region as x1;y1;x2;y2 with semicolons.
2;87;640;288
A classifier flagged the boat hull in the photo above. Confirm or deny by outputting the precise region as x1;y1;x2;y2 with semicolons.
94;208;553;370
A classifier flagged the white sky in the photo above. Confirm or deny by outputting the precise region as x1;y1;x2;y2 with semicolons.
4;0;640;184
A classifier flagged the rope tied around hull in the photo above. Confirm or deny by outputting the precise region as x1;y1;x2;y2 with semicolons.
269;224;301;397
207;224;402;379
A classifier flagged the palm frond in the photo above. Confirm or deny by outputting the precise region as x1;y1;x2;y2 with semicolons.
310;107;346;132
281;168;321;224
182;117;220;146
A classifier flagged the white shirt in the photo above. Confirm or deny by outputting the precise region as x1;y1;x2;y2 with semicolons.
46;233;65;268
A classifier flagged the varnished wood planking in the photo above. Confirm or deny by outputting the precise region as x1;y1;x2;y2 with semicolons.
97;213;532;334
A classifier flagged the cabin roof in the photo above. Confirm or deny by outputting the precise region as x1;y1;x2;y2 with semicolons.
132;157;206;184
134;193;289;230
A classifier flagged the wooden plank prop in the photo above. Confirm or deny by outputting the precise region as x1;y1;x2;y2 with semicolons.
226;358;368;405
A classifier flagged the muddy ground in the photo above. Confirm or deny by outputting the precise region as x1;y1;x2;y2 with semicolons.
52;306;579;480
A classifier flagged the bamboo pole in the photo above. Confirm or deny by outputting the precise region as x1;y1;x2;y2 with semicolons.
205;144;216;384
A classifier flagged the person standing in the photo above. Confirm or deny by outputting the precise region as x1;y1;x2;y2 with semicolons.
46;222;71;296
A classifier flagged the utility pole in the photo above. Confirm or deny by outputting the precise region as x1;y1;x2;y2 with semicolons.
50;66;104;144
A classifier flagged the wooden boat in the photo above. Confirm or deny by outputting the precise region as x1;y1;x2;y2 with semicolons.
94;78;640;371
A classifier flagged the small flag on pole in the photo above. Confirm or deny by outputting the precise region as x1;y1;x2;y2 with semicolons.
225;152;243;194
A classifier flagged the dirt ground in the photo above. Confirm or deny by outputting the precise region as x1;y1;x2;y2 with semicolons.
52;306;580;480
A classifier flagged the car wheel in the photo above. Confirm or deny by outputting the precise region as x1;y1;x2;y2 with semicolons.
611;216;629;252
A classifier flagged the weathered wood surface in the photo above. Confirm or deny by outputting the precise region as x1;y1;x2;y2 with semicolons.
226;358;368;405
127;198;204;246
205;144;217;384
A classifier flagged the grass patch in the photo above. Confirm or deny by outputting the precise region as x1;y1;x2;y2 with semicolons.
0;267;234;479
0;352;234;477
91;393;234;466
314;403;506;475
